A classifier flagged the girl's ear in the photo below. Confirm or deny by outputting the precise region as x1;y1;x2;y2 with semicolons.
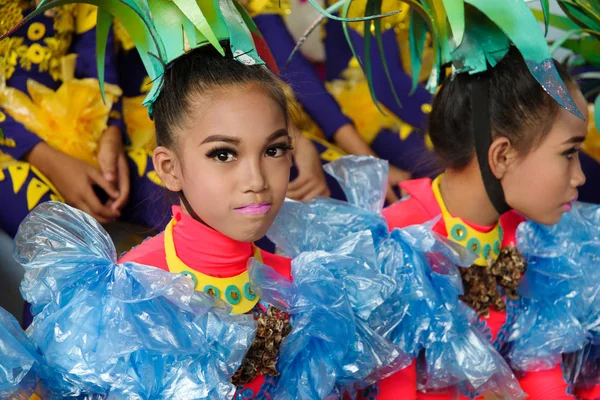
489;136;518;179
152;146;183;192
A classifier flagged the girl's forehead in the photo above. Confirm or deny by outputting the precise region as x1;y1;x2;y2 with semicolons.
183;87;287;144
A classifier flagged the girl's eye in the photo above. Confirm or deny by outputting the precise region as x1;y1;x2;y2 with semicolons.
266;144;293;158
215;151;235;163
563;148;580;160
206;148;237;163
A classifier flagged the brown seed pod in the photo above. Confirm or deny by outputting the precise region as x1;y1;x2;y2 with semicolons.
459;246;527;316
231;306;291;386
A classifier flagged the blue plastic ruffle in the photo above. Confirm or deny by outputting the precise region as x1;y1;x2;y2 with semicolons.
13;202;257;399
512;202;600;384
267;155;525;398
249;231;408;399
0;307;42;400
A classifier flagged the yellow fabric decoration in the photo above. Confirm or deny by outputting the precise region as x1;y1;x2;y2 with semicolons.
243;0;291;17
164;218;261;314
583;103;600;164
8;161;29;194
432;174;502;267
113;19;135;51
26;176;50;210
123;95;157;152
326;58;416;145
0;78;122;168
74;4;98;34
1;3;76;85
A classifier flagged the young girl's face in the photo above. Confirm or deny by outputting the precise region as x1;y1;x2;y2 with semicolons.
156;84;291;242
501;88;588;225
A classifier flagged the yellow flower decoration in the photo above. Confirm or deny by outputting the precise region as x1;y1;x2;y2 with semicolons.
27;22;46;41
0;78;122;168
327;58;415;145
26;43;46;64
1;3;75;83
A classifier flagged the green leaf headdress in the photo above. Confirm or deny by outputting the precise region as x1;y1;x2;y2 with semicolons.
1;0;278;116
539;0;600;129
307;0;584;119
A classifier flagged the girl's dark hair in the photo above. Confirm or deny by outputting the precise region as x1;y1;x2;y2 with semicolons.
153;44;289;148
429;46;577;169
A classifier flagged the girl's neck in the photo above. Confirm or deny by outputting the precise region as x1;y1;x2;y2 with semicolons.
440;162;501;227
171;205;253;277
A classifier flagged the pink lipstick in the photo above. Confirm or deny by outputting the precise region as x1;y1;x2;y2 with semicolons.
234;202;271;215
562;195;578;212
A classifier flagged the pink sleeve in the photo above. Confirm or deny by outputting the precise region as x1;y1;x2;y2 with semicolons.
517;365;574;400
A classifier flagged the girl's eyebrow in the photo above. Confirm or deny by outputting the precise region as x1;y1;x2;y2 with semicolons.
562;136;586;145
201;135;241;145
266;129;290;142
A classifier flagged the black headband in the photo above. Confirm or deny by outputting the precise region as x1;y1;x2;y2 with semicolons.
471;74;511;215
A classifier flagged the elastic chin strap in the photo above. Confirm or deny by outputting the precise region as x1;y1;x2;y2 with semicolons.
471;74;511;215
179;190;205;224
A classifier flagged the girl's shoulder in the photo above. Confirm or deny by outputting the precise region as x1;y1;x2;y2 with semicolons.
499;210;526;247
259;250;292;281
382;178;441;230
118;232;168;271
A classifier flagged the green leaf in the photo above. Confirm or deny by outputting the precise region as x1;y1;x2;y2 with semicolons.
595;95;600;134
307;0;399;22
465;0;583;118
574;72;600;80
442;0;465;45
171;0;224;55
0;127;4;140
95;7;112;104
363;0;387;114
373;0;401;108
286;0;346;65
408;9;427;94
531;8;579;31
540;0;550;35
549;28;585;54
558;0;600;32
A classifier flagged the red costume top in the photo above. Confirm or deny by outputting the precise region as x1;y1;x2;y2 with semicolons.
382;178;588;400
120;205;291;396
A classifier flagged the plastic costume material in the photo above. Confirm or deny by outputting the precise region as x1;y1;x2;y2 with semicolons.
266;155;525;399
248;232;408;399
0;306;43;400
513;202;600;396
10;194;426;398
6;4;417;394
12;202;257;399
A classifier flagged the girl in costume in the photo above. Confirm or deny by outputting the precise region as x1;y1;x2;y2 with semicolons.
113;20;340;204
265;155;526;400
0;1;169;238
246;1;420;201
323;0;600;397
4;0;416;398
